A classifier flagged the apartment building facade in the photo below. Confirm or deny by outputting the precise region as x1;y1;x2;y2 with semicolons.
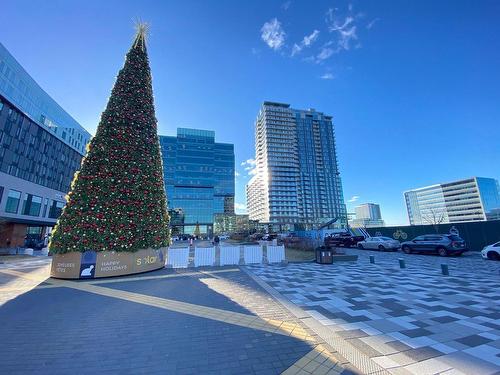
246;101;346;230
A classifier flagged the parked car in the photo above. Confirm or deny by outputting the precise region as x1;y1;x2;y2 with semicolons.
24;237;45;250
357;236;400;251
324;232;365;248
481;241;500;260
401;234;466;256
247;233;262;241
262;233;278;241
218;235;229;240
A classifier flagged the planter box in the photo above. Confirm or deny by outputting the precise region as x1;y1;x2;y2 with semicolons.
51;247;167;279
332;255;358;262
23;248;34;256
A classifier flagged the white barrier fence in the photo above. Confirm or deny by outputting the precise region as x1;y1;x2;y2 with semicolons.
167;247;189;268
220;246;240;266
267;245;285;263
194;247;215;267
244;246;263;264
166;245;284;268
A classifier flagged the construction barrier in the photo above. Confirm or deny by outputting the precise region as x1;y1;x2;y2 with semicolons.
244;245;263;264
167;247;189;268
267;245;285;263
194;247;215;267
220;246;241;266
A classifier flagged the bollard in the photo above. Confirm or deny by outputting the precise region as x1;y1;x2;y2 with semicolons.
441;264;449;276
369;255;375;264
398;258;406;269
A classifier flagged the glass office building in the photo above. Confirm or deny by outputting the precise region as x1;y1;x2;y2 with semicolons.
404;177;500;225
246;102;347;230
160;128;235;236
0;42;90;247
350;203;385;228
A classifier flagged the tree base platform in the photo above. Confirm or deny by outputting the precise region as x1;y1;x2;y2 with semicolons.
50;248;167;279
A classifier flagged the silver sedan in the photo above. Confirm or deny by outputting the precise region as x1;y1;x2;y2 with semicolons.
357;236;401;251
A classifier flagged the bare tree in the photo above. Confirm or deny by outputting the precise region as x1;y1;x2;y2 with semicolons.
422;208;446;233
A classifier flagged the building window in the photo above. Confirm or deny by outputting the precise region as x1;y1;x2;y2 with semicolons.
22;194;43;216
48;200;65;219
0;186;3;204
42;198;49;218
5;190;22;213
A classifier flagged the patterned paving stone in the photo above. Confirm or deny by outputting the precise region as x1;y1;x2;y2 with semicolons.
246;249;500;374
456;334;493;347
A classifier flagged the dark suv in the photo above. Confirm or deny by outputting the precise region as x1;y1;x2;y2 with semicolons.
401;234;466;256
324;233;365;248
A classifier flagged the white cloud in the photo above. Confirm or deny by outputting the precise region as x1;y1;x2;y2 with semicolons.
316;47;335;62
303;30;320;46
291;43;301;56
235;202;247;213
338;25;358;50
291;30;320;56
291;29;321;57
282;0;291;10
366;18;380;29
235;203;247;210
348;195;360;203
329;16;357;51
324;6;360;55
248;168;258;176
329;16;354;33
320;73;335;80
261;18;286;50
241;158;256;166
241;158;258;176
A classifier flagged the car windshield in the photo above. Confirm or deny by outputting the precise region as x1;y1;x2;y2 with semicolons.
447;235;463;241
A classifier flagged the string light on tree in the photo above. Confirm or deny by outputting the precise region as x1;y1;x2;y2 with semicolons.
49;23;170;254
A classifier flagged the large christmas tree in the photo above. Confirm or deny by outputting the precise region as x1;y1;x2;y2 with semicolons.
49;25;170;254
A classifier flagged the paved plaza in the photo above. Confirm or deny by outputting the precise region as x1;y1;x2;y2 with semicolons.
0;258;347;375
0;249;499;374
247;249;500;375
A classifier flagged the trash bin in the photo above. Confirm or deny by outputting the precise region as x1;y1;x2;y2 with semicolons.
315;247;333;264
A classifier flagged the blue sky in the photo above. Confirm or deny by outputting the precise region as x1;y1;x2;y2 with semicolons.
1;0;499;225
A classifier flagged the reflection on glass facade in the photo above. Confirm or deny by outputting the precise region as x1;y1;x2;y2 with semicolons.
5;190;21;213
22;193;42;216
477;177;500;220
0;43;91;247
0;96;83;193
350;203;385;228
405;177;500;225
0;43;90;155
160;128;235;235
